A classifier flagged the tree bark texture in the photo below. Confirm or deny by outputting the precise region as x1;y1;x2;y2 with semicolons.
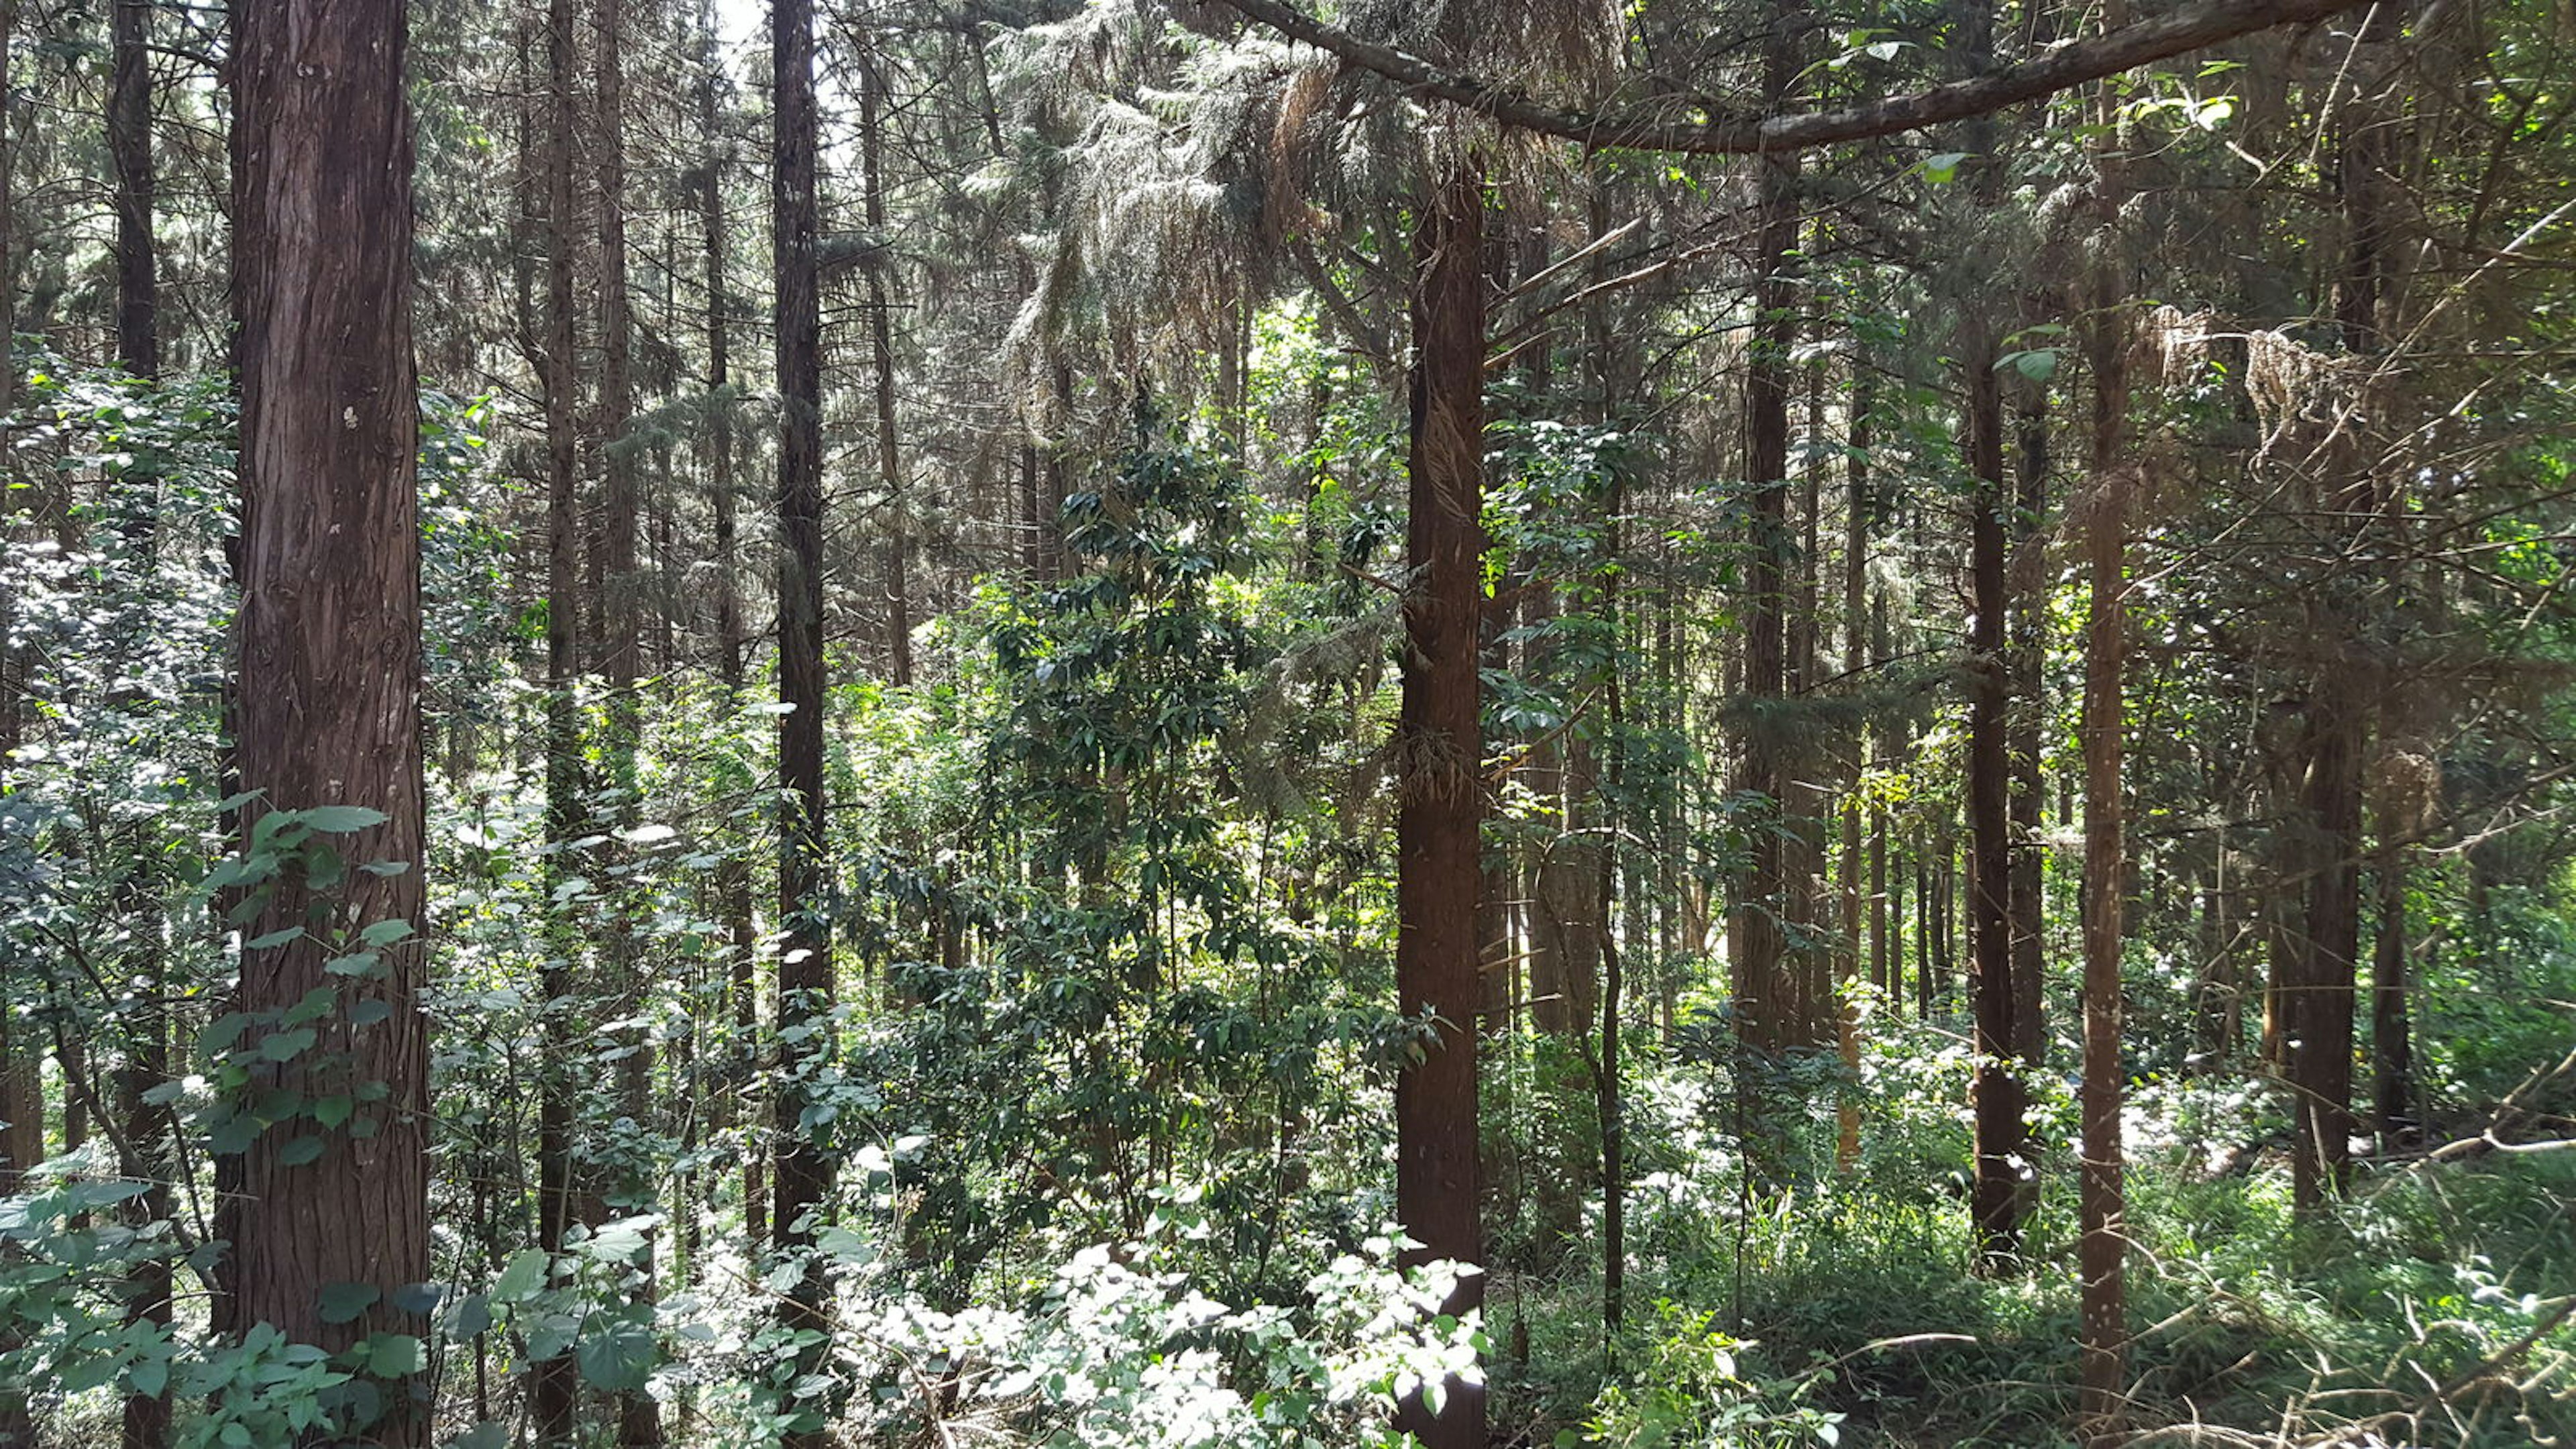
228;3;429;1441
110;0;155;378
1391;154;1486;1449
772;0;837;1440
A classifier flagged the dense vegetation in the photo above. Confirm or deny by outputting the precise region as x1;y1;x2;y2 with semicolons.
1;0;2572;1445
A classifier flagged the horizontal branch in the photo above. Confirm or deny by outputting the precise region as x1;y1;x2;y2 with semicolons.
1210;0;2374;154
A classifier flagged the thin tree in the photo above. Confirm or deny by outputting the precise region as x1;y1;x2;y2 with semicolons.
531;0;586;1434
2076;99;2131;1440
1733;0;1805;1068
771;0;837;1440
227;3;429;1444
698;0;765;1250
1391;148;1487;1449
858;18;913;686
109;0;154;378
106;7;169;1442
1955;0;2035;1269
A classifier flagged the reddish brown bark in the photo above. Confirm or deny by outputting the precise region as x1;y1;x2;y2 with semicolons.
228;3;429;1442
1391;155;1486;1449
1731;1;1805;1063
2077;176;2131;1442
859;31;914;687
109;0;154;379
772;0;837;1440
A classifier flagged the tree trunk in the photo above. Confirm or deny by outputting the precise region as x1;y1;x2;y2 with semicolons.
2010;382;2047;1073
699;19;765;1254
2076;152;2131;1442
1957;0;2031;1269
772;0;837;1440
1836;360;1871;1172
229;3;428;1441
108;23;166;1429
533;0;585;1433
592;6;662;1440
110;0;154;378
2371;849;2412;1138
859;25;913;686
1732;1;1803;1065
2289;3;2396;1212
1390;154;1485;1449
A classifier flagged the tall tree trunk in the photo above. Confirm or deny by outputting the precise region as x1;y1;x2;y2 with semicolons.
1732;1;1802;1067
229;3;428;1442
1391;154;1485;1449
1836;360;1872;1171
2010;382;2047;1064
2290;4;2395;1211
1957;0;2031;1269
591;6;662;1440
107;16;168;1442
772;0;837;1440
2371;846;2412;1138
859;23;912;686
2076;138;2131;1441
532;0;586;1434
2007;375;2049;1232
110;0;154;378
699;14;765;1253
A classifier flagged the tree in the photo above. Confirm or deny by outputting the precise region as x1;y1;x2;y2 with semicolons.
2076;76;2131;1438
109;0;154;380
1391;151;1487;1449
771;0;836;1438
225;1;429;1442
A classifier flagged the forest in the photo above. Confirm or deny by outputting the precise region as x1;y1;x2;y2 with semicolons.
0;0;2572;1444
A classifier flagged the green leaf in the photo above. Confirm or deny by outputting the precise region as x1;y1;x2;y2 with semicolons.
365;1332;425;1378
493;1247;548;1301
128;1358;168;1398
244;927;304;951
358;918;415;947
450;1294;494;1339
347;1000;394;1026
284;986;339;1026
575;1323;658;1392
277;1135;326;1167
303;805;389;833
319;1281;381;1325
258;1027;317;1063
313;1095;354;1129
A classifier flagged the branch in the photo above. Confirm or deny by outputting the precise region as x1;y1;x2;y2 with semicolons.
1208;0;2374;154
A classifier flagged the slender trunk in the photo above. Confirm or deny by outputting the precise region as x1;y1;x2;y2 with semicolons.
859;28;912;686
590;7;661;1440
698;18;765;1252
2010;382;2047;1075
1733;2;1802;1065
0;956;38;1449
229;3;427;1440
1836;361;1871;1171
118;921;172;1449
1390;154;1486;1449
1957;0;2030;1269
2371;850;2412;1137
110;0;155;379
532;0;585;1433
2290;5;2395;1212
2076;148;2130;1440
1598;452;1629;1346
773;1;837;1440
